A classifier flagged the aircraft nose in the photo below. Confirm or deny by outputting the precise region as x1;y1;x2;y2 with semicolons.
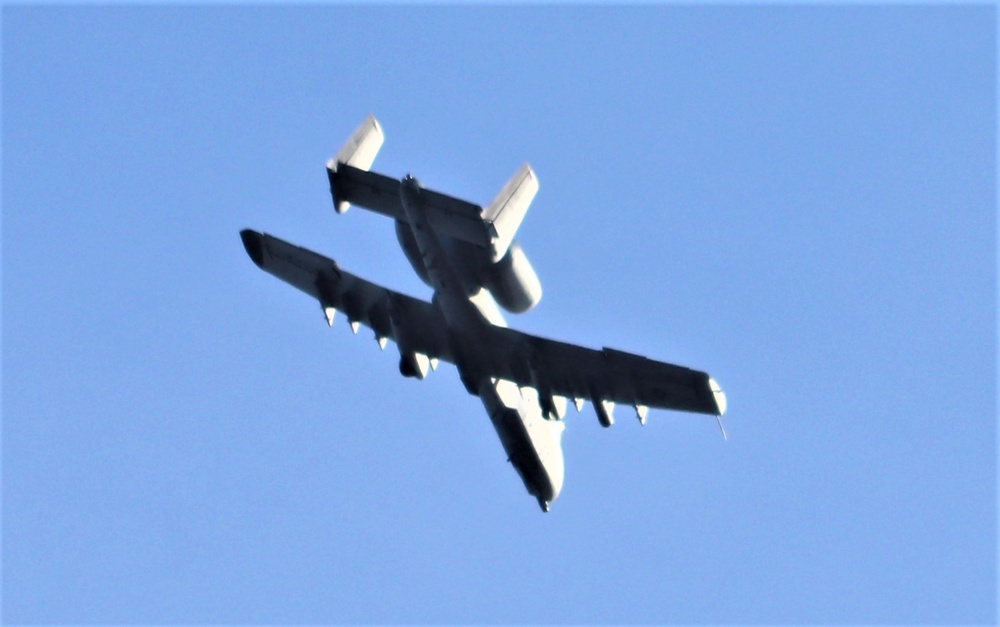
538;420;565;504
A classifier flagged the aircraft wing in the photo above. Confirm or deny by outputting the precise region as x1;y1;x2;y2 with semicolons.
240;229;724;419
239;230;452;363
329;164;495;248
486;326;727;418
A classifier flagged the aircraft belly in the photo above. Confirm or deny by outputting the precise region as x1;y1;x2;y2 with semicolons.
478;378;565;505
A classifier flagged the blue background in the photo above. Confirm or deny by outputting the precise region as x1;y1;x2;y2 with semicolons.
3;6;995;623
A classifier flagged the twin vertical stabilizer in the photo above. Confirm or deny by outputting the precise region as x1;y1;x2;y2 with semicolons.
326;115;538;261
484;163;538;263
325;116;543;315
326;114;385;214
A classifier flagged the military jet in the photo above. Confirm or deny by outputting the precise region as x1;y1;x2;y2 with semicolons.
239;115;727;512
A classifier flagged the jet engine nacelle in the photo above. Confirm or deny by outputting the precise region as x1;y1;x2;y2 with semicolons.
484;241;542;314
398;218;542;314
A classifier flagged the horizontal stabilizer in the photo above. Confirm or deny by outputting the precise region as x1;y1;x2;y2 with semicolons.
327;115;385;213
483;164;538;262
329;164;494;248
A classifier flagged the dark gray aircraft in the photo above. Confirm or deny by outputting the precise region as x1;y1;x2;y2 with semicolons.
240;115;727;512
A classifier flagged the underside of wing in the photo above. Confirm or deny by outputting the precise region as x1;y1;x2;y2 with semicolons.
484;326;727;420
240;229;452;366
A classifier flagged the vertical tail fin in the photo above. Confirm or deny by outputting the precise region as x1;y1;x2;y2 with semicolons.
327;115;385;214
483;163;538;262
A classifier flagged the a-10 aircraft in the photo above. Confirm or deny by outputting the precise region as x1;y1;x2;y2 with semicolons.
240;115;727;512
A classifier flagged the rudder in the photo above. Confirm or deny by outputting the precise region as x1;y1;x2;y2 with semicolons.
327;115;385;213
483;163;538;263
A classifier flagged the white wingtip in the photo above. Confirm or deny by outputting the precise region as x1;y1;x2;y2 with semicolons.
709;377;727;416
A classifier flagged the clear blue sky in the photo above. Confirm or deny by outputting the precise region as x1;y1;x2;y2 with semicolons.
3;5;995;624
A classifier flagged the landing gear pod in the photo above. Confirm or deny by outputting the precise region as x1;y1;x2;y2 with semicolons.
399;351;430;379
593;397;616;428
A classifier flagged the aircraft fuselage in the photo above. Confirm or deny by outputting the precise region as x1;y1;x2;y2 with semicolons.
398;174;564;510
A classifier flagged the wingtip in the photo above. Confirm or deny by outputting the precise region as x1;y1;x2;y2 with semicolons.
240;229;265;268
708;377;727;416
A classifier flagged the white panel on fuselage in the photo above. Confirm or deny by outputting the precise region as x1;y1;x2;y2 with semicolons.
478;377;565;505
